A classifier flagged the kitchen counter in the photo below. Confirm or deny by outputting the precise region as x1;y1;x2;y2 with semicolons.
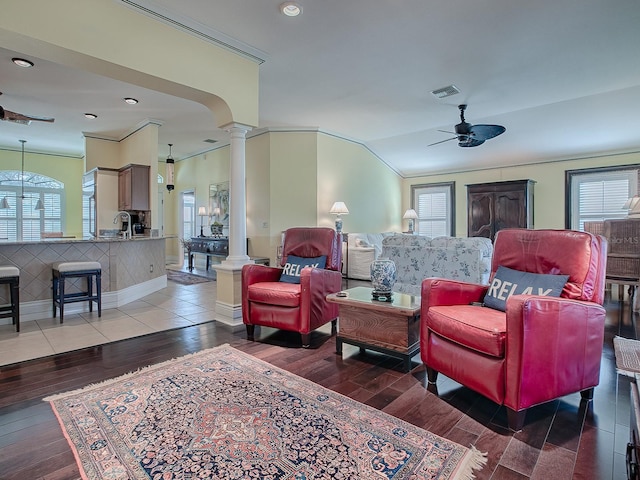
0;235;168;246
0;237;171;324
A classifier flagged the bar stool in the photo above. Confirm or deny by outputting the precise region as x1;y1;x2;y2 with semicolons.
0;266;20;332
52;261;101;322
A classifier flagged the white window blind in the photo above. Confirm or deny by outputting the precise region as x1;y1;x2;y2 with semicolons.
0;171;63;241
570;169;637;230
412;183;454;237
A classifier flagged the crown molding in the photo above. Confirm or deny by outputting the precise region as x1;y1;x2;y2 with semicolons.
117;0;267;64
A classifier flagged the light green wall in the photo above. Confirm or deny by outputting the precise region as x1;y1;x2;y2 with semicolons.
404;151;640;236
246;134;271;257
269;132;319;231
317;134;402;233
0;148;84;237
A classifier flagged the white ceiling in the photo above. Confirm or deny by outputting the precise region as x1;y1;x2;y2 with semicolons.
1;0;639;177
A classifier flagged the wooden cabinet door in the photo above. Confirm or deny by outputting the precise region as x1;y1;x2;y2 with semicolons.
468;192;494;239
118;165;149;211
493;189;528;235
118;168;132;210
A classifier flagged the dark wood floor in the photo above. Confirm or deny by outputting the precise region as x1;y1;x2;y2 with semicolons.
0;284;636;479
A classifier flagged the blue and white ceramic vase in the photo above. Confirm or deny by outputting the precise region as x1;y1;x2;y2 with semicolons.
370;257;397;293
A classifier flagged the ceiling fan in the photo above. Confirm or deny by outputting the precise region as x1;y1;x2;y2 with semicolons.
0;105;55;125
428;104;505;147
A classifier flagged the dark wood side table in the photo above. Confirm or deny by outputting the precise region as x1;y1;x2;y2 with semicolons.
326;286;421;372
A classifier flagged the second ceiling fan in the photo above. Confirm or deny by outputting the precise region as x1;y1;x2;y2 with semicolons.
429;104;505;147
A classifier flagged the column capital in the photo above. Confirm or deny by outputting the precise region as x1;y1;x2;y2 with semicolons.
220;122;253;135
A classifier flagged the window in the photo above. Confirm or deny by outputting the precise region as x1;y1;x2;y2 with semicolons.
0;171;64;241
182;191;196;239
566;166;639;230
411;182;455;237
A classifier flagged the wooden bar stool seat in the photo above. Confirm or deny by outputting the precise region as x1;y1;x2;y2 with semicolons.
0;266;20;332
52;261;101;322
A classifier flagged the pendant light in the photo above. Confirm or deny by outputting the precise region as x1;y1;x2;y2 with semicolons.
166;143;175;192
19;139;26;200
15;140;44;210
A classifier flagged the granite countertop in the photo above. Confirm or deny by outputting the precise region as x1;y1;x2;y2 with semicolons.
0;236;173;246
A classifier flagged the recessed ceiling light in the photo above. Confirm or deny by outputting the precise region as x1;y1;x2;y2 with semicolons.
124;97;138;105
12;58;34;68
84;113;98;119
280;2;302;16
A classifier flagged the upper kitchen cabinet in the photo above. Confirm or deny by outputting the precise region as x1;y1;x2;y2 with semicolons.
118;164;150;211
467;179;535;241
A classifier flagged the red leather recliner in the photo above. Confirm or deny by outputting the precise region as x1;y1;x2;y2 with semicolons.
242;227;342;347
420;229;608;431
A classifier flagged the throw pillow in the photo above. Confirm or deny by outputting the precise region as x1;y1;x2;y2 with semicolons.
279;255;327;284
355;238;371;248
483;265;569;312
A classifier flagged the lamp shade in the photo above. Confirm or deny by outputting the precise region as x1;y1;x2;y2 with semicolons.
329;201;349;215
212;207;221;216
35;199;45;210
403;209;418;220
0;197;9;209
198;206;207;216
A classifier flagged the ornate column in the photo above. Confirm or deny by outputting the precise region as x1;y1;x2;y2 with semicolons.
222;124;251;266
213;123;253;329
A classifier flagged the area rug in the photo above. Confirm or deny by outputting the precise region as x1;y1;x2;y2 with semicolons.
166;268;213;285
45;345;486;480
613;335;640;377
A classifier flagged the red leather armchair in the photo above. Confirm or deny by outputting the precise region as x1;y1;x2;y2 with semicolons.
242;227;343;347
420;229;607;431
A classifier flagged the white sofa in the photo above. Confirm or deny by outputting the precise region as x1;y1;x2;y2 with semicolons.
381;235;494;296
346;232;396;280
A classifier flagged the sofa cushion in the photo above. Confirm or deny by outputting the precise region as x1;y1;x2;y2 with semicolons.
280;255;327;283
427;304;506;358
483;265;569;312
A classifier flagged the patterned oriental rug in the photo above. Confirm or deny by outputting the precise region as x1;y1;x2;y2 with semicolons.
166;269;213;285
45;345;486;480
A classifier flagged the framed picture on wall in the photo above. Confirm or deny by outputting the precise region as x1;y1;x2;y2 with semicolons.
209;182;230;231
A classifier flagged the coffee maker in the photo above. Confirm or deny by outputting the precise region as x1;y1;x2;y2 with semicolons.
130;214;144;235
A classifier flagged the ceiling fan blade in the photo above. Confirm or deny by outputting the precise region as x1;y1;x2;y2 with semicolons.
427;136;457;147
469;124;505;141
0;106;55;124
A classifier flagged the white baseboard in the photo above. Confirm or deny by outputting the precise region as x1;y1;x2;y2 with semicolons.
2;276;168;325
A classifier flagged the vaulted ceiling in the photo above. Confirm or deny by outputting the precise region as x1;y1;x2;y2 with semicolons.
1;0;639;177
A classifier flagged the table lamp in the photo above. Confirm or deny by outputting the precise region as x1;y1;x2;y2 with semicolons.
198;206;207;237
403;209;418;234
329;201;349;233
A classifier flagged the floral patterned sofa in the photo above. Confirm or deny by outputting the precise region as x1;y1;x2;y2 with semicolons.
381;235;494;296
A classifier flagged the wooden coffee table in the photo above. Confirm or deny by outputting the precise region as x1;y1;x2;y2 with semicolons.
326;286;421;372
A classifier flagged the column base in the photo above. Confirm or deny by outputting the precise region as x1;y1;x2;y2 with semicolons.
214;300;244;331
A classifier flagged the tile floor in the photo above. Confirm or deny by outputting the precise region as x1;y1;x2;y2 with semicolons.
0;274;218;366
